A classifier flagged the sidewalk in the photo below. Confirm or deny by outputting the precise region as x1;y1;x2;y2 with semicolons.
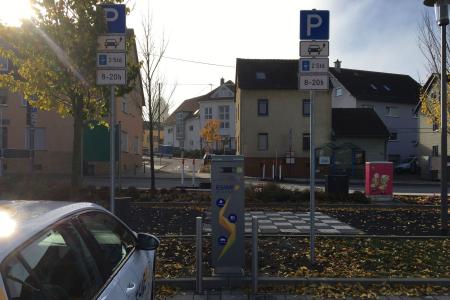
166;291;450;300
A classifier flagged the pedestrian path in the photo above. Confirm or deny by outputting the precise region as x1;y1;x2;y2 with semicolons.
203;211;362;235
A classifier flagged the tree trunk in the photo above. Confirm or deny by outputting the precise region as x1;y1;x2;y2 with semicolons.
149;105;156;190
71;96;83;197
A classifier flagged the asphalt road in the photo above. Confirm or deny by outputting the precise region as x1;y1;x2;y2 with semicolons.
84;157;445;195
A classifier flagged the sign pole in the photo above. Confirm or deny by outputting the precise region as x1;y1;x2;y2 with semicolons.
110;85;116;214
309;90;315;263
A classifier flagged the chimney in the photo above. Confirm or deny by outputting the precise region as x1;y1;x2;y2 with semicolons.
220;78;225;85
334;59;342;71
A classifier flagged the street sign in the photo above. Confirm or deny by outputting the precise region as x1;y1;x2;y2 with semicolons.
300;41;329;57
299;58;329;74
100;4;126;34
299;74;329;90
300;10;329;40
96;69;126;85
97;52;126;68
97;35;126;51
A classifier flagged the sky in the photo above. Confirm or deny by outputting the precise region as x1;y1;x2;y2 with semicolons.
0;0;435;114
125;0;433;114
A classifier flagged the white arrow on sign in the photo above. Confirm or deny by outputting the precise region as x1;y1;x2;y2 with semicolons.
97;35;126;51
299;41;329;57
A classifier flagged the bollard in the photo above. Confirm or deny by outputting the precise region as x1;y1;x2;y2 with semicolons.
262;163;266;180
252;216;258;294
195;216;203;294
272;163;275;180
192;158;196;187
279;164;282;181
181;158;185;186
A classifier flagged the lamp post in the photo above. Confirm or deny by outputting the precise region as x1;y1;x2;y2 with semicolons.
0;104;6;177
424;0;449;235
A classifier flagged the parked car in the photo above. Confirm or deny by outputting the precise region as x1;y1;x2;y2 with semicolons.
0;200;159;300
395;157;418;174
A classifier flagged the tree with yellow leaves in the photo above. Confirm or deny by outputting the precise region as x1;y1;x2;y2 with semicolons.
200;119;222;153
420;76;450;132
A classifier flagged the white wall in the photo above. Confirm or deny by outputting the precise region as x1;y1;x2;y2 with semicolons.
199;99;236;149
184;117;201;150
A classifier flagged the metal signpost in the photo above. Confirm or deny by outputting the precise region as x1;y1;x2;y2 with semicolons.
299;9;329;263
96;4;127;215
211;155;245;275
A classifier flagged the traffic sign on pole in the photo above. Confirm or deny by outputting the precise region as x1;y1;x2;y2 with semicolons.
299;41;329;57
299;74;329;90
299;58;329;74
300;10;330;40
97;35;126;51
96;69;126;85
97;52;126;68
100;4;126;34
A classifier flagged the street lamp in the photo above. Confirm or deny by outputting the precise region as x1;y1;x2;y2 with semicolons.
424;0;450;235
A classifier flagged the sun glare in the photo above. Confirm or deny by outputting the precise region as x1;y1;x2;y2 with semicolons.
0;211;16;238
0;0;34;27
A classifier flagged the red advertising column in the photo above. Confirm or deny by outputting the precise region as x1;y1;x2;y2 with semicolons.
365;162;393;200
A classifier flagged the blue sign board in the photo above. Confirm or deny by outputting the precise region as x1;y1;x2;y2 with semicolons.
98;54;107;66
300;10;329;40
301;60;310;72
101;4;126;34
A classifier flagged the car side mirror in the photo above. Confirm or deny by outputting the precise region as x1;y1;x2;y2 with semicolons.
137;233;160;251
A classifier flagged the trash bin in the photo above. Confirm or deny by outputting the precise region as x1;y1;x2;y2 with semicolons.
325;175;349;195
115;196;132;223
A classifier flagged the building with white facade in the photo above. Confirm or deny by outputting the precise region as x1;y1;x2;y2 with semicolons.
163;79;236;152
329;61;420;163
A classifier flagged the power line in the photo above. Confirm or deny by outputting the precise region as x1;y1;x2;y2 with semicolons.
151;54;235;68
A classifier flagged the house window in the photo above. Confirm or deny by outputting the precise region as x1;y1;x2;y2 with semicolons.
386;106;398;117
302;99;310;116
189;125;194;131
335;87;343;97
257;133;268;151
25;128;46;150
383;85;391;91
258;99;268;116
0;56;8;71
432;145;439;157
388;132;398;141
204;107;212;120
0;89;7;105
433;121;439;132
219;105;230;128
21;95;27;107
355;150;366;165
121;99;127;113
190;140;194;146
361;104;374;109
370;84;378;90
256;72;266;80
303;133;310;150
168;128;173;134
121;131;128;152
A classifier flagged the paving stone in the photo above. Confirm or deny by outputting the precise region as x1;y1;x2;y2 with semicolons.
434;296;450;300
279;211;294;215
284;215;298;219
273;222;294;227
266;213;282;217
169;293;195;300
313;223;329;227
259;226;279;233
295;225;311;230
271;217;287;221
318;228;340;234
332;225;354;230
321;219;342;224
220;295;248;300
250;211;265;215
258;219;273;224
289;220;307;224
279;228;301;233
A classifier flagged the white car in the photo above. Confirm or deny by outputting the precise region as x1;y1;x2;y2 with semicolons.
0;200;159;300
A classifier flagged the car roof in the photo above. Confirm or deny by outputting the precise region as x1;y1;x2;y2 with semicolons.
0;200;108;263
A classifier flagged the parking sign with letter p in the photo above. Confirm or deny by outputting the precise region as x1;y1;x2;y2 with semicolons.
100;4;126;34
300;10;329;40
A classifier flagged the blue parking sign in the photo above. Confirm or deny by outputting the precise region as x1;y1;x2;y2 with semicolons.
300;10;329;40
100;4;126;34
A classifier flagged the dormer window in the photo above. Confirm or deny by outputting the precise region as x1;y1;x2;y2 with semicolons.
256;72;266;80
383;84;391;91
370;84;377;90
